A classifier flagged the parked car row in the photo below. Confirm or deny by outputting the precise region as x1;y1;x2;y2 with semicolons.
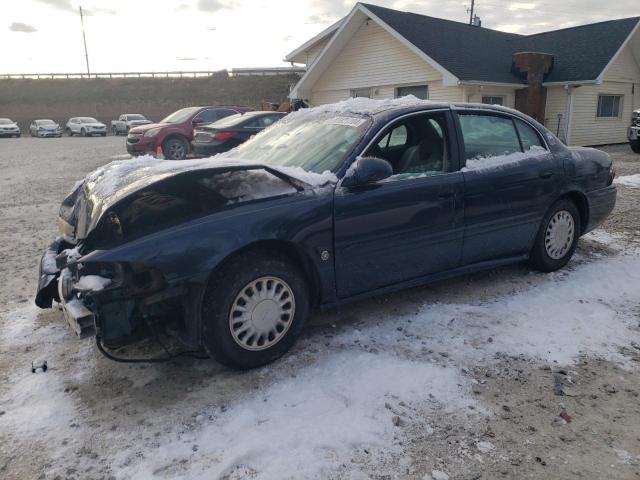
0;114;152;138
125;105;255;160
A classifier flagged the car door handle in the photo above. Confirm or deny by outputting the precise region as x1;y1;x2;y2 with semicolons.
438;192;455;199
539;171;554;179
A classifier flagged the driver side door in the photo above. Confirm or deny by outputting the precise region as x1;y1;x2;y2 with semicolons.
333;110;465;298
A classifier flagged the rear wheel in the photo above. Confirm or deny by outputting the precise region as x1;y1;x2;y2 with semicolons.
201;251;309;369
631;140;640;154
163;137;188;160
530;199;580;272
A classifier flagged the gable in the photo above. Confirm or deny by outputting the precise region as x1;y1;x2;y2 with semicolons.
604;44;640;82
314;21;441;92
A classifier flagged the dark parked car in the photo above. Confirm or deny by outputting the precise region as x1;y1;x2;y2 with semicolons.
192;111;287;156
126;106;253;160
36;100;617;369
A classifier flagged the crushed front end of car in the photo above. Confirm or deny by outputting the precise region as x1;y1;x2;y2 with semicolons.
35;156;308;351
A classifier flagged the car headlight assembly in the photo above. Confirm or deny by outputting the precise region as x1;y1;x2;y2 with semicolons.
144;128;162;138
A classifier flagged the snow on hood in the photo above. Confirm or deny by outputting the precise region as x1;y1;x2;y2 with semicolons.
462;146;548;172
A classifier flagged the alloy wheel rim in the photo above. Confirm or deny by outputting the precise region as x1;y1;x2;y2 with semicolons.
228;276;295;351
545;210;575;260
169;143;185;159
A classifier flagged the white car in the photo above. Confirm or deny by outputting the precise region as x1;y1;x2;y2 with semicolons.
30;119;62;138
0;118;21;138
111;114;152;135
66;117;107;137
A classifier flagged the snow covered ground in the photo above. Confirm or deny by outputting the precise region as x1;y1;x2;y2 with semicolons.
1;138;640;480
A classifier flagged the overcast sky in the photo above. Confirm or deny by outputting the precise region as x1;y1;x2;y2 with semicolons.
3;0;640;74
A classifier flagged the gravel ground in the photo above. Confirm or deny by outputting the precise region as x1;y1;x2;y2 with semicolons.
0;137;639;480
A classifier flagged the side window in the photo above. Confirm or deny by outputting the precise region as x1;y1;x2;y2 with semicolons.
515;118;544;151
459;114;521;161
377;124;408;148
368;112;450;178
200;110;221;123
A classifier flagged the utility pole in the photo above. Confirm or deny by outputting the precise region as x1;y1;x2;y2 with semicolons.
468;0;475;25
79;6;91;76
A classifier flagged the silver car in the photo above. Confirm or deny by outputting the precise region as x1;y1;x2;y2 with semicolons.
0;118;21;138
30;119;63;138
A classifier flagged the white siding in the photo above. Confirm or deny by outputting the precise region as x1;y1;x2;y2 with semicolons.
464;86;516;108
312;21;440;93
544;87;570;142
305;38;330;67
310;89;351;105
429;84;464;102
604;45;640;83
570;82;635;145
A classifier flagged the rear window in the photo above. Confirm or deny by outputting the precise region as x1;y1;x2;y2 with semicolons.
459;114;521;160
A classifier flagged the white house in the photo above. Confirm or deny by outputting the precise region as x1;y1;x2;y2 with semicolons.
286;3;640;146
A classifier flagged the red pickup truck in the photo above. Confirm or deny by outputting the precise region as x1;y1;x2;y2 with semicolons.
126;105;253;159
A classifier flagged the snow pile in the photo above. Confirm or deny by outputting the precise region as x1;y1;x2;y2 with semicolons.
286;95;434;121
614;174;640;188
273;165;338;186
74;275;111;291
462;146;548;172
116;352;472;479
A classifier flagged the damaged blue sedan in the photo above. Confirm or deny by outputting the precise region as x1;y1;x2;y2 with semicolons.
36;99;617;369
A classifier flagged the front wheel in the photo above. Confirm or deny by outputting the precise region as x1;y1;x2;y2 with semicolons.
163;137;188;160
112;126;119;136
202;251;309;369
631;140;640;154
67;128;73;137
530;199;580;272
80;128;87;137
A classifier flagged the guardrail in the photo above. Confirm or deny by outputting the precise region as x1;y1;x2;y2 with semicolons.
0;68;306;80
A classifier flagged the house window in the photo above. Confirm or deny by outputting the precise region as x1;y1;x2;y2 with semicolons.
351;88;371;98
396;85;429;100
597;95;623;118
482;96;505;106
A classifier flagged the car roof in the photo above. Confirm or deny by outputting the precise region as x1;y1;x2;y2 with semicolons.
35;119;55;122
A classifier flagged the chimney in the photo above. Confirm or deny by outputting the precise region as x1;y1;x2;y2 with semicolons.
512;52;554;124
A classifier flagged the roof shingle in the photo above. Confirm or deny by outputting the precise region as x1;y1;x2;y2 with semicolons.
361;3;639;84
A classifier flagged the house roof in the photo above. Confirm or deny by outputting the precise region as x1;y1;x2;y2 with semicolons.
362;3;524;84
363;3;640;84
292;2;640;89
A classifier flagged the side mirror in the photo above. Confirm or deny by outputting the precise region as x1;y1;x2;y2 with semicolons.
342;157;393;187
192;117;204;125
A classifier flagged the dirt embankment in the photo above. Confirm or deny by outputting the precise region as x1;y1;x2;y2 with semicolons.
0;75;299;129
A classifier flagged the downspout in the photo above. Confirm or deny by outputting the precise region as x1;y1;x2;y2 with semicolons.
564;84;575;145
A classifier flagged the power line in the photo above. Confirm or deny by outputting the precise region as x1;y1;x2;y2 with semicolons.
467;0;475;25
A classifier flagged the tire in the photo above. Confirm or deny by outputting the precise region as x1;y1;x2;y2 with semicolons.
67;128;73;137
112;126;119;136
163;137;188;160
530;199;581;272
631;140;640;154
80;128;87;137
201;251;310;369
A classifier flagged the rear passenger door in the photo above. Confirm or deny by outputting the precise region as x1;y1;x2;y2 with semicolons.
455;110;561;264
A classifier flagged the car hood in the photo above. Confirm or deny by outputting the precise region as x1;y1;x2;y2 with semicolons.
58;156;337;242
0;123;19;129
81;123;106;128
129;122;168;133
39;124;60;130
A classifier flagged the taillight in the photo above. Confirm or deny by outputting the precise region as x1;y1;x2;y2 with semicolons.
213;131;238;141
609;164;616;185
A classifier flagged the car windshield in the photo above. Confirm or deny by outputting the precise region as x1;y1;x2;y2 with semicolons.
206;113;243;128
161;107;199;124
79;117;98;123
0;119;13;124
37;120;55;125
127;115;145;120
232;113;370;173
